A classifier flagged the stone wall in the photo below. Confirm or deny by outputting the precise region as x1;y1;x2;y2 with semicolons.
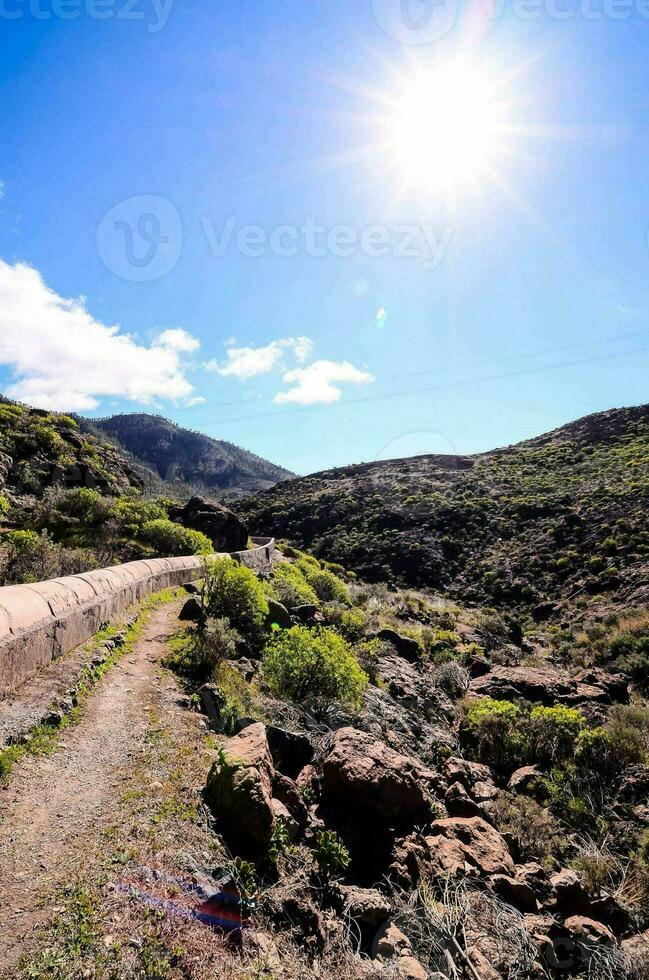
0;539;275;697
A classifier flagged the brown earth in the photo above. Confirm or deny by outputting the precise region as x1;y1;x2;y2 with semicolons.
0;600;214;975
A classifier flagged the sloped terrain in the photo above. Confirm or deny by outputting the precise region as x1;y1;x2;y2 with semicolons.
237;405;649;619
91;413;294;499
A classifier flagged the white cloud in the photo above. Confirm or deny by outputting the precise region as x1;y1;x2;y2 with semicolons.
155;328;201;353
207;336;313;380
0;259;200;412
0;179;5;200
275;360;374;405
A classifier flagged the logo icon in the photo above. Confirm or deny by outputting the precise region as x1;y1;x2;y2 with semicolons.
96;195;183;282
371;0;458;44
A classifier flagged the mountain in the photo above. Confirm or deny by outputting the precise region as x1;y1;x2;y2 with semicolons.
237;404;649;618
90;413;294;499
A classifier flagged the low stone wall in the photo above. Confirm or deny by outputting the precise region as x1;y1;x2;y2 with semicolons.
232;537;276;576
0;539;275;698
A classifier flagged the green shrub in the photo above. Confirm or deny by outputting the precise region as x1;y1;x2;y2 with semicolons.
0;494;8;519
491;793;562;861
461;697;526;768
140;518;212;557
528;705;586;765
327;606;368;642
201;556;269;640
298;560;350;604
265;561;319;610
191;617;240;680
262;626;368;711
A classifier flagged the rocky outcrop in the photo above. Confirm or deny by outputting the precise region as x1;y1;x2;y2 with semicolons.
321;727;436;825
469;664;628;707
172;495;249;552
426;817;515;878
205;723;276;853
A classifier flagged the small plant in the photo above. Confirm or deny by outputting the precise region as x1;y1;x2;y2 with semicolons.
268;820;291;866
313;830;350;880
193;616;241;679
262;626;368;711
231;856;259;917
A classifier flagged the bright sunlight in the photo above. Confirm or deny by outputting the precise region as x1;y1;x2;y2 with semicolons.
385;63;510;196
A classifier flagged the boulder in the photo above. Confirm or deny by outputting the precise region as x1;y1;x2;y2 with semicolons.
426;817;515;877
571;667;629;704
490;873;538;912
550;869;591;916
564;915;616;952
178;596;202;622
292;604;319;624
444;757;498;802
267;599;292;629
336;885;391;927
469;664;627;708
508;765;543;795
172;495;248;552
198;684;227;733
321;727;435;824
621;929;649;966
271;798;299;841
469;665;574;704
445;781;483;818
205;723;275;853
272;772;308;830
617;763;649;803
396;957;428;980
516;862;553;904
371;922;411;959
373;629;422;664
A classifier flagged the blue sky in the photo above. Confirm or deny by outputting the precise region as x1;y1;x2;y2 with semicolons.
0;0;648;474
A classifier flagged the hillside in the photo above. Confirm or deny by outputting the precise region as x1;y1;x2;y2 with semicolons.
237;404;649;618
0;398;148;499
91;413;294;499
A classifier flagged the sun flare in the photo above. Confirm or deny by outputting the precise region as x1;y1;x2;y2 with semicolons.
385;64;509;195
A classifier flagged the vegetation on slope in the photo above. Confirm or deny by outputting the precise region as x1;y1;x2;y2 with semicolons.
237;405;649;618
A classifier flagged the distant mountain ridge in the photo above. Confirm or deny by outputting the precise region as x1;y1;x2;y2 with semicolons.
90;413;294;499
237;404;649;617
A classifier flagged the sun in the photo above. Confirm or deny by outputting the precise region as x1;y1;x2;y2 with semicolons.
384;63;509;195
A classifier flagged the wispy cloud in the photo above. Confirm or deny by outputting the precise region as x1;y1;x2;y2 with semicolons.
0;179;5;200
275;360;374;405
0;259;200;412
206;336;313;379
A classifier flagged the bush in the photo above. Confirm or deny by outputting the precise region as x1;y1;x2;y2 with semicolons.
0;529;98;585
140;518;212;557
201;556;269;641
265;561;319;610
491;793;562;861
528;705;586;765
298;560;350;604
461;697;526;768
263;626;368;711
192;617;240;680
0;494;8;519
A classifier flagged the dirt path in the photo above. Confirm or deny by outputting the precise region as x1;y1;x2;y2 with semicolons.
0;600;187;974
